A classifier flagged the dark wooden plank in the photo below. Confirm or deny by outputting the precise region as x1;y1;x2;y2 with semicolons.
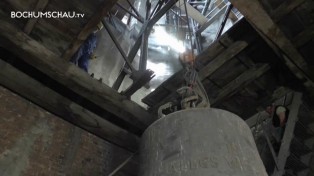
270;0;306;22
23;0;49;34
0;58;139;152
5;0;38;11
229;0;314;90
272;92;303;176
0;20;155;132
211;64;270;105
293;24;314;48
199;41;248;80
62;0;118;60
195;36;226;66
31;19;74;56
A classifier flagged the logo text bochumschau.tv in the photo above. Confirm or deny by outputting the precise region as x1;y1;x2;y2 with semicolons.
11;11;85;19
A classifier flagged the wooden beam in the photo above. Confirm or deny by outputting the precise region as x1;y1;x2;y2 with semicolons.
229;0;314;90
195;35;226;65
0;20;155;132
293;24;314;48
272;92;303;176
199;41;248;80
270;0;306;22
23;0;49;34
211;64;270;105
62;0;117;60
0;58;139;152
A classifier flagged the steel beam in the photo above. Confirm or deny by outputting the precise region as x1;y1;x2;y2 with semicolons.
139;31;149;71
116;2;144;23
113;0;177;90
176;0;208;25
196;3;228;35
103;19;135;72
215;3;233;40
126;0;143;19
201;0;211;15
149;0;164;19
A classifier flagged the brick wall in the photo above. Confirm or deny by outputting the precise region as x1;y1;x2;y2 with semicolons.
0;86;134;176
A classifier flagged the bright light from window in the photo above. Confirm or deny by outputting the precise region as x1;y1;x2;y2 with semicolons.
121;15;128;24
147;60;171;78
151;27;186;53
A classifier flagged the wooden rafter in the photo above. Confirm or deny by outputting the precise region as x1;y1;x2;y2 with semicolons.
270;0;306;22
293;24;314;48
0;58;139;152
62;0;117;60
23;0;49;34
199;41;248;80
0;20;155;133
273;92;303;176
229;0;314;90
211;64;270;105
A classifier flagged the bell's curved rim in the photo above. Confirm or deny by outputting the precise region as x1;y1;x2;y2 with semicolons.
143;107;245;136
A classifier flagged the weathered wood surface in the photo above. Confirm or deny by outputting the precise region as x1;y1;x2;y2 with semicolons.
199;41;248;80
272;92;303;176
62;0;118;60
211;64;270;105
195;35;227;65
24;0;49;34
0;20;155;133
293;24;314;48
0;58;139;152
270;0;306;22
229;0;314;90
